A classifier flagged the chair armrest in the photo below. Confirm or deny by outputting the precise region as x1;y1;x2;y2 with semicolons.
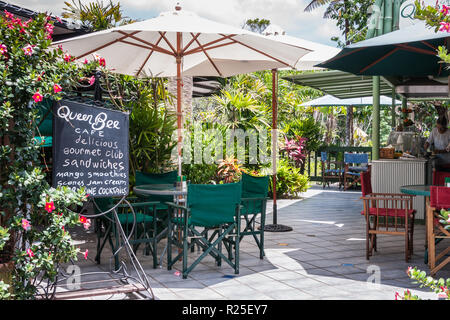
164;202;189;211
361;195;414;202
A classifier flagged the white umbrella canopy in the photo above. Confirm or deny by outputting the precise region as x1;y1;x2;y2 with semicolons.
262;24;340;71
53;8;311;78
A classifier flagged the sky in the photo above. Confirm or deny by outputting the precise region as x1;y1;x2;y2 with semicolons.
9;0;342;46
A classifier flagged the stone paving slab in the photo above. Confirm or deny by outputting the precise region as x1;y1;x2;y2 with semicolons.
64;184;449;300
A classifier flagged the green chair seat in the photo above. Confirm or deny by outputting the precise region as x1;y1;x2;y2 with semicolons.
118;212;154;224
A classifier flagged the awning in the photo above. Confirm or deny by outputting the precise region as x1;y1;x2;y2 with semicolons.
283;70;395;99
301;94;401;107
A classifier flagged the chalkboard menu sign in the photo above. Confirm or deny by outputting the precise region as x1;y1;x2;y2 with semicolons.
52;99;129;198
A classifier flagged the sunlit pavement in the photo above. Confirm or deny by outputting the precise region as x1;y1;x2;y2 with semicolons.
66;183;449;300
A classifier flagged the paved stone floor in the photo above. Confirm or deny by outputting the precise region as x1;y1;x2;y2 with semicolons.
62;183;450;300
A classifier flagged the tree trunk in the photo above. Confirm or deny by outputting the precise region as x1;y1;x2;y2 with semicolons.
346;105;354;146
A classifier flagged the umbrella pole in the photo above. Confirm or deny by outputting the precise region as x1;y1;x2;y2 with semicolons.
176;32;183;176
264;69;292;233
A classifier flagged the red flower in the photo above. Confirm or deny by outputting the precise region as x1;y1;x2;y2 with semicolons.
26;248;34;258
63;54;71;62
99;57;106;67
79;216;87;224
45;201;55;213
53;84;62;93
32;92;43;103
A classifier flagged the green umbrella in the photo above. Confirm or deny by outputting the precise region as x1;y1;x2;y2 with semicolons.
317;21;449;76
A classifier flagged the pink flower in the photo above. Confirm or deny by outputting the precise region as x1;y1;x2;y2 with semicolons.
84;249;88;260
32;92;43;103
45;23;54;35
441;4;449;15
93;53;106;66
89;76;95;86
22;44;34;56
83;219;91;230
84;58;88;64
53;84;62;93
439;22;450;32
26;248;34;258
45;201;55;213
21;219;31;231
394;292;401;300
63;54;71;62
0;44;7;55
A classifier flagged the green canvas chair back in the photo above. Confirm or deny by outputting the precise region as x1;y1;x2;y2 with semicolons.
241;173;269;214
135;170;177;203
187;183;242;227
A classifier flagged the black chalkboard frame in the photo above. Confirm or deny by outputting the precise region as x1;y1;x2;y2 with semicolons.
52;98;130;198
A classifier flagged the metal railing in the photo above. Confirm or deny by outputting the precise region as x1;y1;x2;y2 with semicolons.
306;146;373;181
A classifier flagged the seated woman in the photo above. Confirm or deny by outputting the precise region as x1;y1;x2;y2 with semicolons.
425;116;450;171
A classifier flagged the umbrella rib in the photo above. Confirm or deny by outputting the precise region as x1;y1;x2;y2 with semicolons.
359;47;400;73
395;44;437;56
183;35;236;55
116;31;175;56
191;33;223;77
421;40;437;51
219;34;293;68
159;31;178;56
135;34;164;77
75;31;140;60
182;33;201;54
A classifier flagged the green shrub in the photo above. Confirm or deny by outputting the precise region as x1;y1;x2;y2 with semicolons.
263;159;310;198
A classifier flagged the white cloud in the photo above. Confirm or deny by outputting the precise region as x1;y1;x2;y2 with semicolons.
5;0;342;45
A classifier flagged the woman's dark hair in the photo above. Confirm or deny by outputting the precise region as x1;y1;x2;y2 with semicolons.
437;116;448;127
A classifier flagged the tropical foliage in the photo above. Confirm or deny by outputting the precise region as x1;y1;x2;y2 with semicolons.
62;0;134;31
0;10;97;299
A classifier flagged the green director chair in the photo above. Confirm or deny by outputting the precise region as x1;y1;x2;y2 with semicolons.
166;183;242;279
93;197;160;270
238;173;269;259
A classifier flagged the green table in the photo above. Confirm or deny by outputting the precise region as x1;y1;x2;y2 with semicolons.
400;184;432;264
400;185;431;197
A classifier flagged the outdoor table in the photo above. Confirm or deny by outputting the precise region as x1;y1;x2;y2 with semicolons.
133;184;187;266
400;184;432;265
134;184;187;199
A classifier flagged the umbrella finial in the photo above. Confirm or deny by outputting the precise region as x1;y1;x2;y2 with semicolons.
175;3;182;11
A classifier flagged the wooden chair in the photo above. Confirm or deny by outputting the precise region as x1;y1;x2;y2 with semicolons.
344;152;370;191
427;186;450;276
321;152;343;189
360;171;416;262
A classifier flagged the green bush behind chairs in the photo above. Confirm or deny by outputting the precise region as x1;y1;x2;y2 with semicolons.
166;183;242;279
239;173;269;259
93;197;160;270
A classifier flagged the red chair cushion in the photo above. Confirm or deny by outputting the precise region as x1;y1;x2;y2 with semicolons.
360;208;415;218
430;186;450;208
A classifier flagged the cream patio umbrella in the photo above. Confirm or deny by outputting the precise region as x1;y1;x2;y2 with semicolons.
53;5;311;177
